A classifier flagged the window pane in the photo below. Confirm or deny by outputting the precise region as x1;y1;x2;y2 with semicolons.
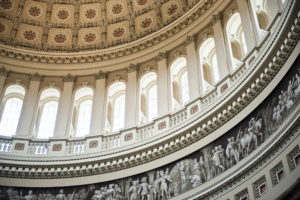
148;85;157;121
0;98;23;136
37;101;58;139
113;95;125;132
76;100;92;137
181;72;189;104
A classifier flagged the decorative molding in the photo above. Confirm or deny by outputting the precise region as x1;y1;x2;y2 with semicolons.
29;72;43;81
127;63;139;73
185;35;195;45
95;70;108;80
63;73;75;82
210;13;223;26
157;51;167;61
0;67;9;77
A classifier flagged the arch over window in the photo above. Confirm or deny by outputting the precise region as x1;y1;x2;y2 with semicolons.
0;85;25;137
105;82;126;133
36;88;60;139
72;87;93;137
199;38;220;93
170;57;189;111
139;72;157;124
226;12;247;69
254;0;270;30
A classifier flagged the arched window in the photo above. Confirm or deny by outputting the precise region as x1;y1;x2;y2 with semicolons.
72;87;93;137
254;0;270;30
226;12;247;69
36;88;60;139
0;85;25;137
106;82;126;133
139;72;158;124
199;38;219;93
170;57;189;111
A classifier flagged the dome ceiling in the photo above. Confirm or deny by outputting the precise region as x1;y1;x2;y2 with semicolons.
0;0;200;52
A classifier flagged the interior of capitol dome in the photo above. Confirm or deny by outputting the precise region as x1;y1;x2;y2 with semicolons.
0;0;299;199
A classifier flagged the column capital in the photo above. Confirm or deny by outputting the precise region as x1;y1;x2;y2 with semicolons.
30;72;43;81
0;67;9;77
63;73;75;82
185;35;195;45
210;13;223;26
95;70;108;80
127;63;139;73
157;51;167;61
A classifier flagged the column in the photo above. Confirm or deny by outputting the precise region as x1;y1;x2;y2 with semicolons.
211;14;231;79
53;74;75;138
16;73;42;137
90;71;107;135
125;64;138;128
238;0;264;48
185;35;200;101
0;67;8;96
157;52;170;116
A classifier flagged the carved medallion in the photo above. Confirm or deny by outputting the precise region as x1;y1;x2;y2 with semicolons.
14;143;24;151
57;10;69;21
23;30;36;40
0;0;12;10
54;34;67;43
158;121;166;130
141;18;152;29
168;4;178;15
190;105;198;114
124;133;133;141
85;8;96;19
112;4;123;15
113;28;124;37
52;144;62;151
89;140;98;148
28;5;41;17
221;83;228;93
84;33;96;42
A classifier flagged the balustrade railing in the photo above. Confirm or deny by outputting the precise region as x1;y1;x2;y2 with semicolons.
28;141;49;155
66;140;86;154
0;139;12;153
137;124;155;141
102;133;120;150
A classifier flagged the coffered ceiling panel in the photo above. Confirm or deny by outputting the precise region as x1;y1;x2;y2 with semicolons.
79;3;101;24
16;24;43;45
0;0;20;16
51;4;75;24
21;0;47;22
78;27;101;46
0;18;13;40
47;28;72;47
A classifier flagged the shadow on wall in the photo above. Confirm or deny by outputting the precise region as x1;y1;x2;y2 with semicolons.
1;56;300;200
